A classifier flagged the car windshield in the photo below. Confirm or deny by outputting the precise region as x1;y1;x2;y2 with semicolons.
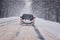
22;14;33;19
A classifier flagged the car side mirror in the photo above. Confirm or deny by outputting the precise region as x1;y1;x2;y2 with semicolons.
33;17;35;19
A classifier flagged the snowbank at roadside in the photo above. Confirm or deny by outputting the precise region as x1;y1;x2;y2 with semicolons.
35;17;60;39
0;17;19;24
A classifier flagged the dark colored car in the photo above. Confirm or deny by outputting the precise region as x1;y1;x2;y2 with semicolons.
20;14;35;25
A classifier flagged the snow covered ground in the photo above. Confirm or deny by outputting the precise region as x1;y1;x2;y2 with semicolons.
0;17;60;40
0;17;19;26
0;17;19;24
35;17;60;40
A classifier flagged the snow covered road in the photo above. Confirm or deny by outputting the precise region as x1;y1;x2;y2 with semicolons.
0;17;60;40
0;17;44;40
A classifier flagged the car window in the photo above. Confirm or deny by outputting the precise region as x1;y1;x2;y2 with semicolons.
22;14;33;19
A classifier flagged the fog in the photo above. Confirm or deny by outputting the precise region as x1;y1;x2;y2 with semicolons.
0;0;60;22
20;0;32;16
31;0;60;22
0;0;25;17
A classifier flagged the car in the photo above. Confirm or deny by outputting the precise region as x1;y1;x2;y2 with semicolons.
20;14;35;26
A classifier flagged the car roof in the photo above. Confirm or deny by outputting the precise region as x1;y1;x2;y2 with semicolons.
23;14;33;16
